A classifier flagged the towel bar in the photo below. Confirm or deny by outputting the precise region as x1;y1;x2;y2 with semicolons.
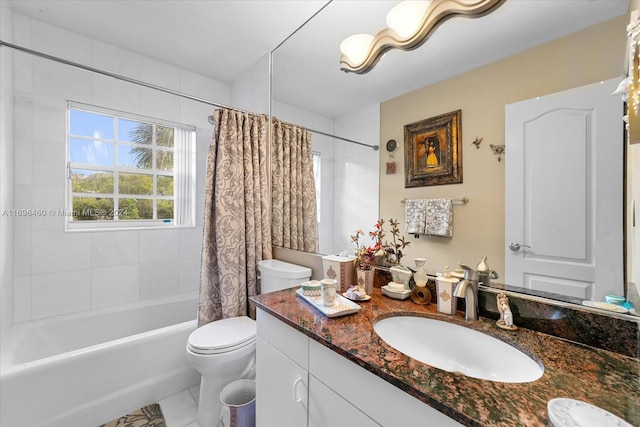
401;197;469;204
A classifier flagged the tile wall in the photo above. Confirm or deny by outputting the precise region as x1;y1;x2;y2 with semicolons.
7;10;228;323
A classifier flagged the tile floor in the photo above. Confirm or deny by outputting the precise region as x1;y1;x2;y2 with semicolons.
157;383;201;427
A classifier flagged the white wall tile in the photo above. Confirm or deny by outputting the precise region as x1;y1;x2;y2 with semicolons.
13;95;33;140
92;73;141;114
13;229;32;277
31;19;92;64
180;69;229;105
139;229;180;263
139;88;182;123
139;56;181;91
91;264;139;308
31;230;91;275
90;231;140;268
32;58;92;102
30;95;67;143
13;184;33;231
31;270;91;319
31;141;66;186
30;185;65;231
179;256;201;293
14;137;32;185
180;227;203;259
13;52;32;95
92;40;141;79
139;260;180;299
12;276;31;323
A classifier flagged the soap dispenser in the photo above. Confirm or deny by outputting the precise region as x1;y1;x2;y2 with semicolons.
436;266;459;314
413;258;428;287
477;256;490;287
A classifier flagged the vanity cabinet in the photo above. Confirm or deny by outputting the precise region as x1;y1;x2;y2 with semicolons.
256;337;308;426
256;309;463;427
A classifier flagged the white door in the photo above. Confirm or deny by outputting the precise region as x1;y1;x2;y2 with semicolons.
505;78;623;301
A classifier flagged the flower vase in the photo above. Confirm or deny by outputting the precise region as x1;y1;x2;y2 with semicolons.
356;268;374;295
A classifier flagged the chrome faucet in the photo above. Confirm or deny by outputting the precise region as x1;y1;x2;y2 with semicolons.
453;265;479;321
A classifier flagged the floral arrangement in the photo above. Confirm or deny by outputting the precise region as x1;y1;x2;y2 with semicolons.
351;219;410;269
386;218;410;265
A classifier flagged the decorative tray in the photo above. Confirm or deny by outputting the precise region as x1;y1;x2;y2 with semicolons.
296;288;362;317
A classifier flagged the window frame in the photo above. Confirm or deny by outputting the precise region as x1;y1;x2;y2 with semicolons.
65;101;196;231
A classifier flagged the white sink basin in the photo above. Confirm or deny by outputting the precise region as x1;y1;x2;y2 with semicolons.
373;316;543;383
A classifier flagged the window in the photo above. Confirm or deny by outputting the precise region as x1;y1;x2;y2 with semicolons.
66;102;195;230
313;152;321;223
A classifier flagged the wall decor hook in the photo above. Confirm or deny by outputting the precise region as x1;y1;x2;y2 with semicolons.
490;144;505;162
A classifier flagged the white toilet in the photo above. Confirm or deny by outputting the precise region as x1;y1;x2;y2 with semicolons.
186;259;311;427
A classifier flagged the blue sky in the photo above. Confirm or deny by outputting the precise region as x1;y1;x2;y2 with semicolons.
68;108;151;172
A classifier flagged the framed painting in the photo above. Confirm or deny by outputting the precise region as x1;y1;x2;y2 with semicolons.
404;110;463;187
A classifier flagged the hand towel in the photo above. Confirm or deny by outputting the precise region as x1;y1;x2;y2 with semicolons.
425;198;453;237
405;199;427;235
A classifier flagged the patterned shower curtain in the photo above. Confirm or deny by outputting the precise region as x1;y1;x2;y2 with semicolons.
271;118;318;253
198;109;272;326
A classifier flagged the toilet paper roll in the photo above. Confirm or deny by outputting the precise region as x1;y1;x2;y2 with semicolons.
411;287;431;305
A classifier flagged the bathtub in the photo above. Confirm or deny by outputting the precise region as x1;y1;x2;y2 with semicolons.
0;293;201;427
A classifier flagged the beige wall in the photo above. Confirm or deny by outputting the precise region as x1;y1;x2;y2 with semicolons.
379;15;628;278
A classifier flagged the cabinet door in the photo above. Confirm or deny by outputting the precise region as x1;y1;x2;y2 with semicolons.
308;375;380;427
256;337;308;427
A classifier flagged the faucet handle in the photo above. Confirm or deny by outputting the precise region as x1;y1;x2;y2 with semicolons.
459;264;478;280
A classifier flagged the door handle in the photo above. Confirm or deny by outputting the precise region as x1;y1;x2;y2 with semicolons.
508;242;531;252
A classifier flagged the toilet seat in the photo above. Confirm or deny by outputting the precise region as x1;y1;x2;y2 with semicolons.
187;316;256;355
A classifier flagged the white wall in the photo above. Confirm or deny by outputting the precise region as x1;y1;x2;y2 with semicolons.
231;53;270;115
1;0;16;338
7;10;231;324
333;104;380;255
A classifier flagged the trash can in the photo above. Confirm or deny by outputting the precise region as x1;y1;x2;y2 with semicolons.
219;379;256;427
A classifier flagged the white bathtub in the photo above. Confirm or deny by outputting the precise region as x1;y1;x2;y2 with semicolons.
0;293;201;427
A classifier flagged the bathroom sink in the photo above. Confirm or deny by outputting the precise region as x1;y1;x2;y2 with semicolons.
373;316;543;383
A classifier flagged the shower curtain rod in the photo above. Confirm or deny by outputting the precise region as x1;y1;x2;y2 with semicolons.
1;39;379;150
0;39;267;117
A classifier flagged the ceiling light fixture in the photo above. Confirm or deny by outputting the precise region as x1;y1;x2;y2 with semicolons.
340;0;507;74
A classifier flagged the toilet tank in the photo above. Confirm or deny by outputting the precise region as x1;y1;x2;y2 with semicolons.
258;259;312;294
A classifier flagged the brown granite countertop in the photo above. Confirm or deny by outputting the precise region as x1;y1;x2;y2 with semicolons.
250;287;640;427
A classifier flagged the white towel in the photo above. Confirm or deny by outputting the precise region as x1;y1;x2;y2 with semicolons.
405;199;427;235
425;198;453;237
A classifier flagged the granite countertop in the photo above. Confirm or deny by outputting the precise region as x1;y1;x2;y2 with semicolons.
250;287;640;427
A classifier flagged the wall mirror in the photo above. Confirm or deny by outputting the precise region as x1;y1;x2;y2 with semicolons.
270;0;637;316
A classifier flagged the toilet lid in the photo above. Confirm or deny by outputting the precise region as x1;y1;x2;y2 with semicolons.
188;316;256;353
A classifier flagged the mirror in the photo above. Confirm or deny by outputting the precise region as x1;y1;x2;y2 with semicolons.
271;1;636;314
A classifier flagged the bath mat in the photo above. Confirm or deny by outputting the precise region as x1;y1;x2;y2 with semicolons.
98;403;166;427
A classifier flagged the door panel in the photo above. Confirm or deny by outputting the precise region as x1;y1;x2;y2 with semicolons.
505;78;623;301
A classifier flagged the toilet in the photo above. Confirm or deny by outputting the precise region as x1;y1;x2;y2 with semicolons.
186;259;311;427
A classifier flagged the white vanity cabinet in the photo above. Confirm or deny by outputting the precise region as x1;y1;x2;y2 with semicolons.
256;310;378;427
256;309;463;427
256;310;309;427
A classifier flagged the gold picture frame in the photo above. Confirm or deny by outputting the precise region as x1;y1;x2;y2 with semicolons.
404;110;463;187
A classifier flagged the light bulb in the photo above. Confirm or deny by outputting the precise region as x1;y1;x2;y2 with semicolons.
339;34;374;65
386;1;431;39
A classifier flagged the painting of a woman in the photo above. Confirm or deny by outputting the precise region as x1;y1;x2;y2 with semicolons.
426;141;438;166
404;109;462;187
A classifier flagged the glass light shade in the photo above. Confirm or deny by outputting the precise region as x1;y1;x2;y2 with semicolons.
386;1;431;38
339;33;374;65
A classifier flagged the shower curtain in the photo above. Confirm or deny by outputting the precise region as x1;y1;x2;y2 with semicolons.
198;109;271;326
271;118;318;253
